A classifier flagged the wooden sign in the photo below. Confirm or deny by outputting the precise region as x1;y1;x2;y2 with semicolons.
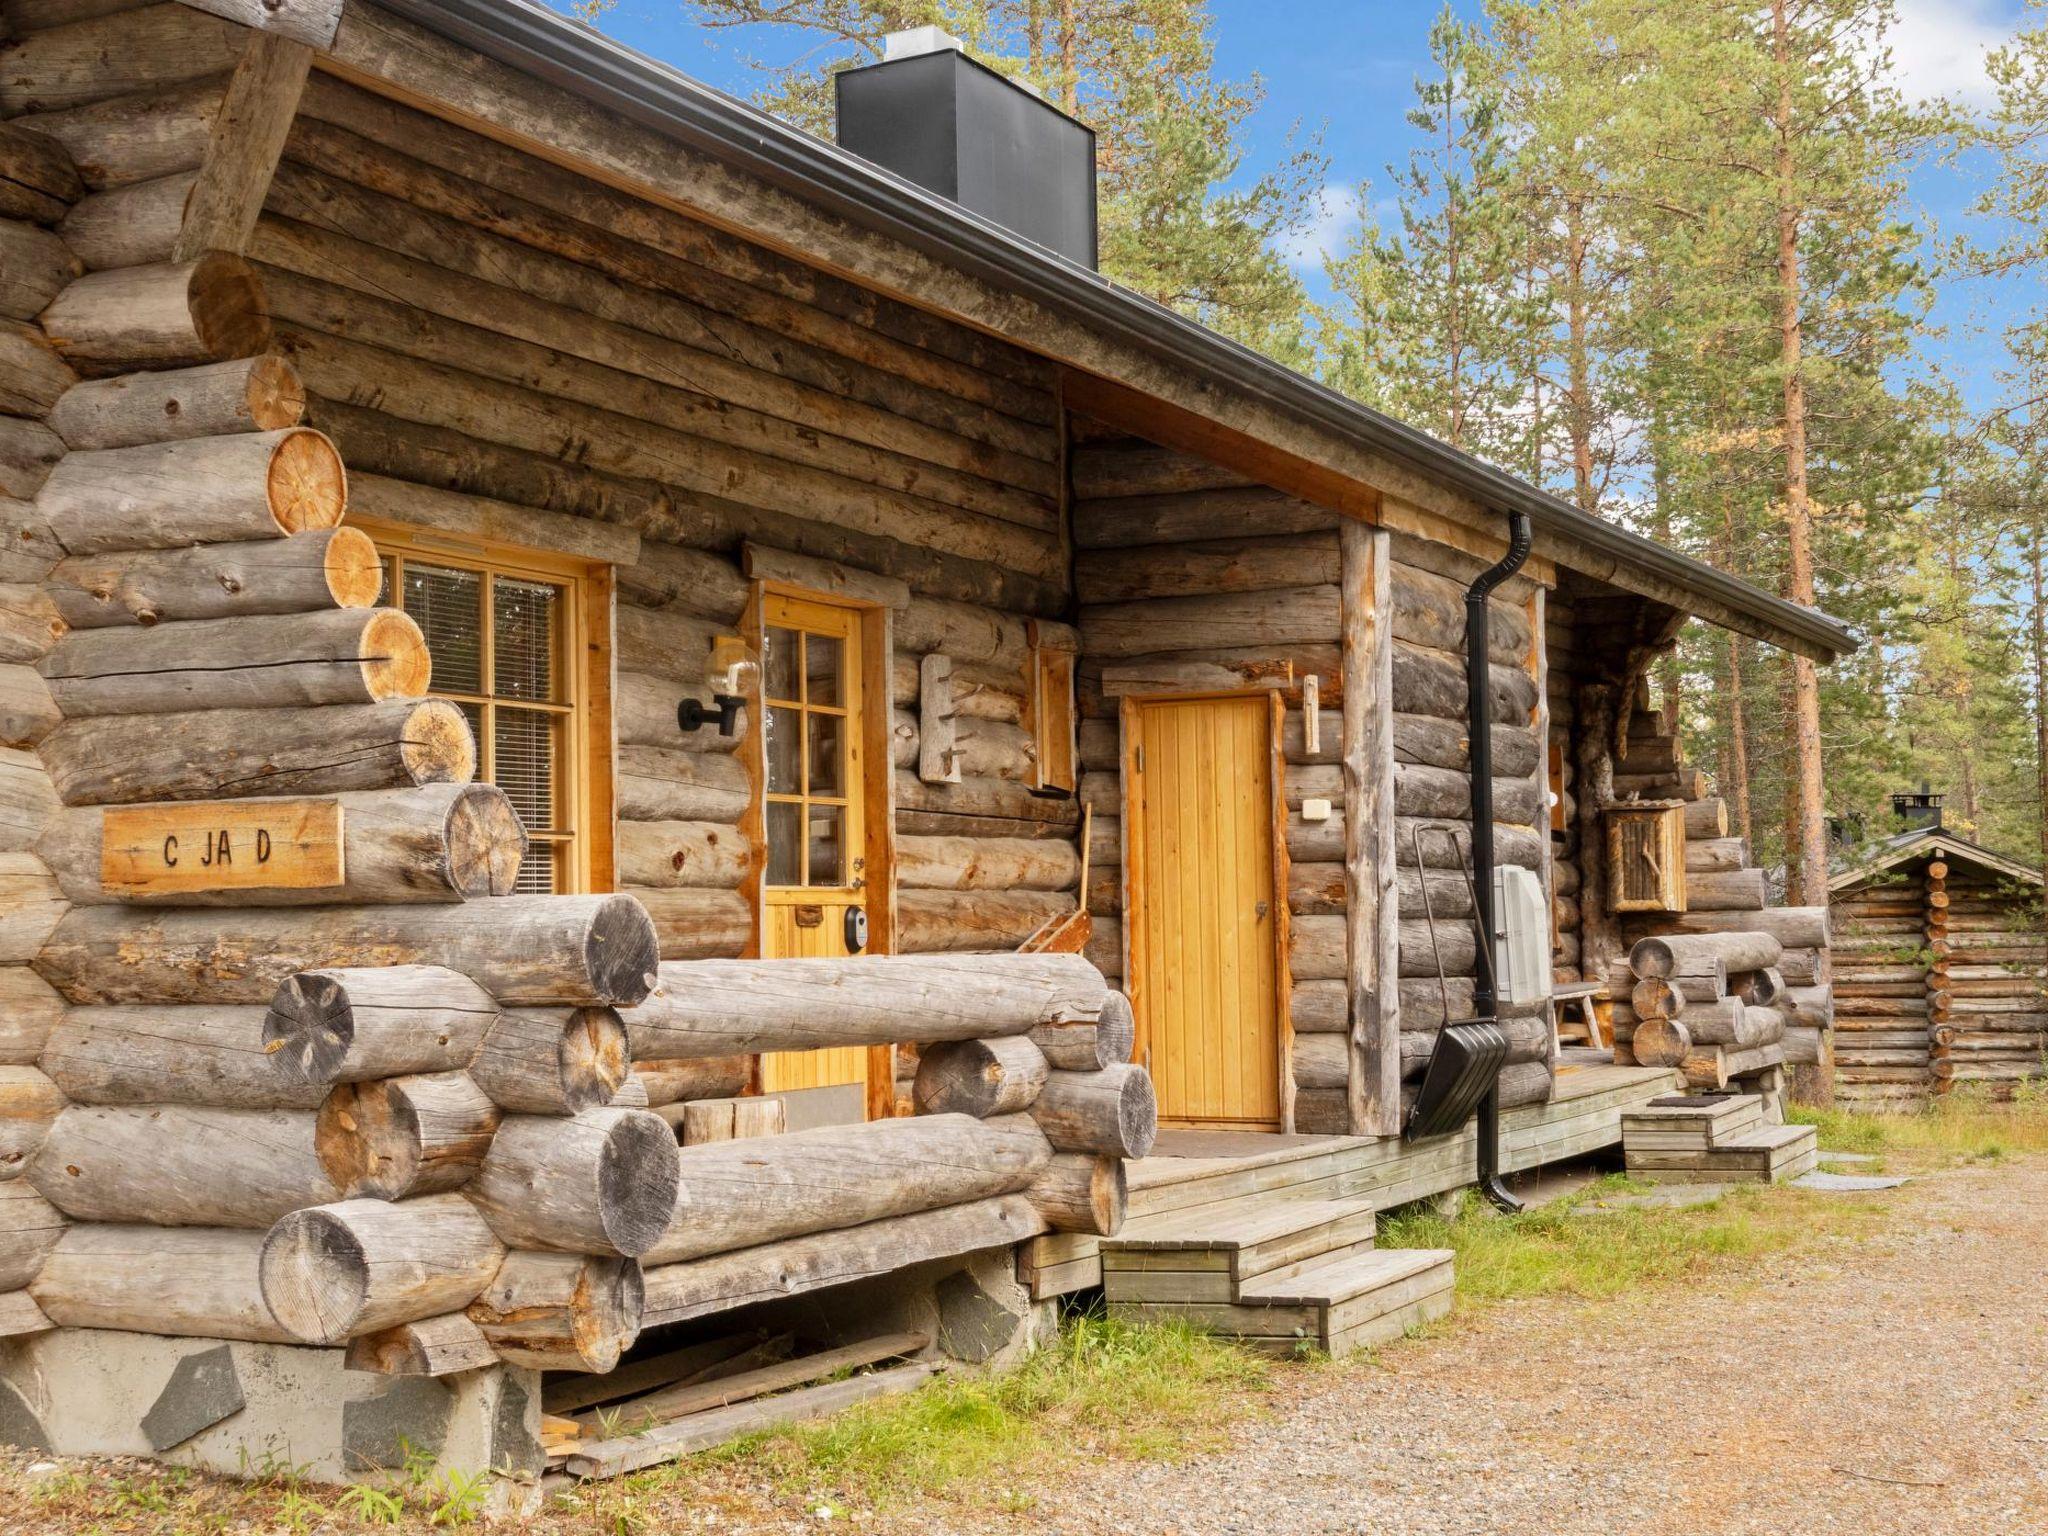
100;800;345;897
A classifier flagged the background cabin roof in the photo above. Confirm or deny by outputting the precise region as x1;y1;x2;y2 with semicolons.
1829;826;2044;895
345;0;1857;664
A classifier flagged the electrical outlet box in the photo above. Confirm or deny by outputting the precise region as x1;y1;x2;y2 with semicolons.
1300;797;1333;823
1493;865;1553;1008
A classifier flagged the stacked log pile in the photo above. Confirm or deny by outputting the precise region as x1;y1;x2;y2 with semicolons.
1619;931;1790;1092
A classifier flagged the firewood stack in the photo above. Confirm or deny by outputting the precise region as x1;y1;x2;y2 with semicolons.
1615;930;1796;1095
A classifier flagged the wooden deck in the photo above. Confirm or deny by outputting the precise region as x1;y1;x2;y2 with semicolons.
1021;1060;1680;1298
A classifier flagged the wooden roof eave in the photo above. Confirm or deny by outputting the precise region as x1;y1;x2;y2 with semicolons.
1829;829;2044;895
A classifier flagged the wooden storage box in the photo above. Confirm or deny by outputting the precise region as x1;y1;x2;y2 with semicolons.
1607;802;1688;913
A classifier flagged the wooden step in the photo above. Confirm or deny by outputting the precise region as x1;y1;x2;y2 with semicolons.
1627;1121;1818;1184
1115;1247;1454;1357
1621;1093;1763;1151
1101;1196;1378;1304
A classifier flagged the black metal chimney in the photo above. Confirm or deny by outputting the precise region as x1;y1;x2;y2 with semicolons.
835;27;1098;269
1891;785;1943;833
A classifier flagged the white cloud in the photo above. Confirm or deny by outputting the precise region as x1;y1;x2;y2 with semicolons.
1279;185;1364;270
1880;0;2019;109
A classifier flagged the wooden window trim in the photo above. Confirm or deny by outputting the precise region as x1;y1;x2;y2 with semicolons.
352;516;615;895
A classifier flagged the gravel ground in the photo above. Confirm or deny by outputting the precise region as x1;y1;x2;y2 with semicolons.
753;1156;2048;1535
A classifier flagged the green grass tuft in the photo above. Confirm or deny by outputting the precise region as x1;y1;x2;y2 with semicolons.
1789;1094;2048;1163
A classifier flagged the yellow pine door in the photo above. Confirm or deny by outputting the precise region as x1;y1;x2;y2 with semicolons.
759;593;871;1103
1125;692;1285;1130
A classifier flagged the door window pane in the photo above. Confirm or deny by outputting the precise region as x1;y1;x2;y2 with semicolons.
764;706;801;794
763;626;799;702
764;801;801;886
805;633;842;707
807;712;844;797
806;805;844;886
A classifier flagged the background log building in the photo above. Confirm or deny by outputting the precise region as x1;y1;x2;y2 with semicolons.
1829;800;2047;1111
0;0;1855;1485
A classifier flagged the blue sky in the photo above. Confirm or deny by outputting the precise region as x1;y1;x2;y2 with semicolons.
570;0;2035;420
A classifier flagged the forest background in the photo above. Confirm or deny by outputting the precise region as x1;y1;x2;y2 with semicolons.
571;0;2048;907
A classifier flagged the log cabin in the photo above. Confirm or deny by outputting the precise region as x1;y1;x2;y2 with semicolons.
1829;794;2046;1110
0;0;1856;1487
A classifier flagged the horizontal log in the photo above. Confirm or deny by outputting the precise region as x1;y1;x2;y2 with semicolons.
34;426;345;555
1028;990;1134;1071
344;1311;499;1377
0;1064;62;1178
0;318;75;416
1684;799;1730;839
1684;837;1749;874
0;584;63;663
55;168;192;269
30;1223;296;1341
468;1106;680;1258
1072;486;1335;549
1629;930;1783;980
317;1070;499;1200
1648;907;1828;948
0;966;62;1066
1389;561;1530;663
471;1005;630;1116
261;1193;506;1345
631;886;752;961
897;834;1079;893
39;695;472;806
0;663;59;748
39;893;661;1006
466;1249;644;1373
47;526;376;630
625;952;1107;1059
896;889;1075;952
1392;713;1541;778
1391;642;1538;725
1074;532;1339;605
0;1180;63;1292
616;819;749;890
29;1104;336;1225
1025;1152;1125;1236
631;1055;750;1107
0;117;83;221
894;770;1080;826
1682;868;1768;912
48;354;304;449
1031;1063;1156;1158
1394;763;1543;826
43;1005;321;1108
640;1193;1045;1329
0;215;78;322
1080;585;1339;660
1395;818;1543;871
644;1111;1050;1266
264;963;495;1086
617;744;749;823
617;671;749;753
40;254;269;372
913;1036;1050;1118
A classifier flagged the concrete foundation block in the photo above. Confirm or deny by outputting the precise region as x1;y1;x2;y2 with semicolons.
0;1327;539;1486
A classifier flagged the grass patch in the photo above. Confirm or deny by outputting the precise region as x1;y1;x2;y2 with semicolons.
1378;1175;1882;1305
1790;1091;2048;1164
655;1313;1269;1509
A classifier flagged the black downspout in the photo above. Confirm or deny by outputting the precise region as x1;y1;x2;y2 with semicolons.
1467;509;1534;1214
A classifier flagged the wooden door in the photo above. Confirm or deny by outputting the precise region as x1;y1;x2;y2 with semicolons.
1124;692;1286;1130
759;593;871;1101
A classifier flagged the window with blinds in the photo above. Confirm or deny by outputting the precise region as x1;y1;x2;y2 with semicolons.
365;529;607;896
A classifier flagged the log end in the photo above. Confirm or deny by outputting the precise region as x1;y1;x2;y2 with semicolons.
265;428;348;536
1632;1017;1691;1069
399;699;479;787
316;1078;420;1200
1117;1065;1159;1160
586;895;662;1007
1095;990;1135;1066
260;1205;368;1345
443;783;528;899
189;253;273;362
563;1006;632;1113
361;607;432;700
263;970;353;1086
595;1110;681;1258
323;525;384;610
245;353;307;432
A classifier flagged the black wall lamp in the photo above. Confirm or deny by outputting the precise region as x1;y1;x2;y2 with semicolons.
678;695;745;736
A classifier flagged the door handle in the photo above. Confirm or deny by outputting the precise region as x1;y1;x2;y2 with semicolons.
1255;900;1270;920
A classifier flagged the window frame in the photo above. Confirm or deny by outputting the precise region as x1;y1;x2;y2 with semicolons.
352;517;615;896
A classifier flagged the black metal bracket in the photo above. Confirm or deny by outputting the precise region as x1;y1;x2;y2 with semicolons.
678;694;745;737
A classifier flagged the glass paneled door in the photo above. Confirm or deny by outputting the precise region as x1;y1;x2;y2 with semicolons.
759;592;871;1104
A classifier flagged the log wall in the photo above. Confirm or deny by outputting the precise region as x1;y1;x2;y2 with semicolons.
1830;852;2048;1109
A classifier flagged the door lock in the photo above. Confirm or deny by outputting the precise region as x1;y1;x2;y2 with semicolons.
844;906;869;953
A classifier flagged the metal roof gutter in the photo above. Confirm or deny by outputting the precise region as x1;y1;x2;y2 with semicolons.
363;0;1858;662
